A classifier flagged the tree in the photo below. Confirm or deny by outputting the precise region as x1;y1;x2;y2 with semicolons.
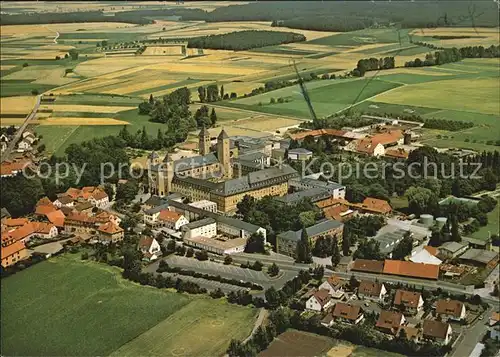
68;49;79;60
342;225;351;256
265;286;282;309
237;195;256;217
197;86;206;103
195;249;208;261
22;62;29;67
268;263;280;277
103;183;114;201
149;94;154;105
220;85;225;100
245;232;266;253
224;255;233;265
392;233;413;260
210;108;217;126
349;274;359;289
296;227;312;263
298;211;316;228
450;211;461;242
331;238;341;267
405;186;438;216
116;180;138;203
252;260;263;271
210;288;225;299
31;89;39;95
186;247;194;257
353;239;383;260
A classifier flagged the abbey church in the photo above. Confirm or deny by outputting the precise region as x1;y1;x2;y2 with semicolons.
147;128;298;213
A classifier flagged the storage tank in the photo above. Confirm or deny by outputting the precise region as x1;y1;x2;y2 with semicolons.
436;217;448;229
420;214;434;227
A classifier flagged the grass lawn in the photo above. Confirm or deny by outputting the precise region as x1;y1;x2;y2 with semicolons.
1;255;191;357
110;298;257;357
471;204;500;240
0;80;57;97
350;345;405;357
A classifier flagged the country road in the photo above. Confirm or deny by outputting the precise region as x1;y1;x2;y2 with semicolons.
1;94;41;162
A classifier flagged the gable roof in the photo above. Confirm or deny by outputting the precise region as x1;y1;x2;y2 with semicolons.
356;197;392;214
394;290;422;308
436;299;465;317
383;260;439;280
423;320;450;339
2;218;29;228
1;240;26;260
424;246;438;256
376;310;404;332
358;281;384;297
356;138;383;155
98;222;123;235
35;204;57;216
91;189;108;201
158;210;183;223
36;196;52;207
311;289;331;307
46;210;65;227
371;130;403;146
332;303;362;320
324;275;343;290
55;195;74;204
278;219;343;242
352;259;385;273
138;236;155;250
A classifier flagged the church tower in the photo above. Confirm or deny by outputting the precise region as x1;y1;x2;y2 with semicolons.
162;153;174;195
198;126;210;156
217;129;232;179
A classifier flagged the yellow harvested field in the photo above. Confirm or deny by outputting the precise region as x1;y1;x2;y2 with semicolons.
22;50;68;60
368;67;453;78
106;79;178;95
0;118;26;126
142;46;185;56
74;56;175;77
4;66;79;86
59;79;121;93
36;44;75;51
410;27;499;37
0;65;16;70
147;80;214;98
205;126;268;138
0;96;36;114
38;117;130;126
42;105;136;113
154;62;265;75
220;82;264;95
1;23;136;37
234;116;303;131
326;344;355;357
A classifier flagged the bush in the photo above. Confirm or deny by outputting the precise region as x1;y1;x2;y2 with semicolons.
186;247;194;257
81;252;89;260
195;249;208;261
31;89;39;95
224;255;232;265
22;62;29;67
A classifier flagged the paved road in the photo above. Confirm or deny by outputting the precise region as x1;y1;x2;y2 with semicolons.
1;95;41;162
450;305;495;357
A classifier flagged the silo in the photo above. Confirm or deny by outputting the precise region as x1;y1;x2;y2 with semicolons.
420;214;434;227
436;217;448;229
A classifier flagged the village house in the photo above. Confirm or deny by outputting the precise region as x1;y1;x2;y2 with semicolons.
318;275;345;299
324;303;364;326
1;240;28;268
143;204;169;227
393;290;424;315
182;218;218;239
423;320;453;345
306;290;334;312
158;210;189;230
46;210;65;229
376;310;406;335
137;236;162;261
357;281;387;302
397;326;422;343
97;222;124;244
64;212;96;235
53;195;75;208
488;312;500;340
435;299;467;321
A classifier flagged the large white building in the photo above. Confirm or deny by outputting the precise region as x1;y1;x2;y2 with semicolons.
289;178;346;199
182;218;217;239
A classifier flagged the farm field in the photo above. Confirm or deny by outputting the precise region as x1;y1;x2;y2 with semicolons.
0;254;257;357
470;204;500;241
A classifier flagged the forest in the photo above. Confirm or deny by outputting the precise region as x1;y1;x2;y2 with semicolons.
187;31;306;51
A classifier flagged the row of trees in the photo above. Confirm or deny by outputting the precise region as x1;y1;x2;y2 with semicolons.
352;56;395;77
194;105;217;128
422;118;474;131
405;45;500;67
187;30;306;51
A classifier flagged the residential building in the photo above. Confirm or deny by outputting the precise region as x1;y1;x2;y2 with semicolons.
276;187;332;206
376;310;406;335
397;326;421;343
423;320;453;345
97;222;124;244
353;197;392;215
64;212;96;234
277;219;343;258
357;281;387;302
0;159;32;178
436;299;467;321
489;312;500;340
216;216;267;240
74;201;94;214
143;204;170;226
329;303;364;325
306;289;333;312
354;138;385;157
182;218;217;239
17;138;32;151
1;241;28;268
394;290;424;315
142;195;169;210
318;275;345;298
137;236;162;261
158;210;189;230
46;210;65;229
53;196;75;208
188;199;217;213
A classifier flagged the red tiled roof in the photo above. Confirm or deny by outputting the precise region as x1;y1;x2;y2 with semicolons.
35;204;57;216
138;236;154;250
289;129;350;141
332;303;362;321
1;241;26;260
423;320;450;339
158;210;183;223
36;196;52;206
0;159;31;176
376;310;404;332
385;148;409;159
91;189;108;201
312;289;332;307
356;138;382;155
356;197;392;214
352;259;385;273
424;246;438;256
65;212;93;223
436;299;464;318
325;275;343;289
316;197;350;209
2;218;29;227
383;260;439;280
324;204;353;221
358;281;384;297
46;210;65;227
98;222;123;234
371;130;403;146
394;290;422;308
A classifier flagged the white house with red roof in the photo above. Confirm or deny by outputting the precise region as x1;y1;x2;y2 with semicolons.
306;289;334;312
137;236;162;261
